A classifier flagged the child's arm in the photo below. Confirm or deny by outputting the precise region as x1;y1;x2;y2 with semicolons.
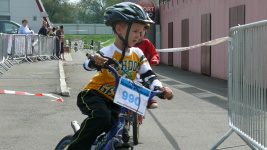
146;40;160;66
138;55;173;100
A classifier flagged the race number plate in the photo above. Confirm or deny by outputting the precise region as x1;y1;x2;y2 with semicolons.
114;77;151;116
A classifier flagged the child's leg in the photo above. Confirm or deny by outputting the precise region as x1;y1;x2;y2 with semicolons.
61;53;65;60
68;90;116;150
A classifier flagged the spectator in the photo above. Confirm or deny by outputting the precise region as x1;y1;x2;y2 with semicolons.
60;25;65;60
38;21;47;36
46;27;53;36
55;26;61;58
52;27;56;35
18;19;34;34
56;25;65;60
74;42;78;52
90;38;94;50
54;26;59;35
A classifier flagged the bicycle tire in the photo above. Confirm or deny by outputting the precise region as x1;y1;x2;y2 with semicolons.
132;112;139;145
55;135;73;150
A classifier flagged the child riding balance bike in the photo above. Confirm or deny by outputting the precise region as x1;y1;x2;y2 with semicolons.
56;2;174;150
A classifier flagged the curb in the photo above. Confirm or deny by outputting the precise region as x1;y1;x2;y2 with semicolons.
59;61;70;97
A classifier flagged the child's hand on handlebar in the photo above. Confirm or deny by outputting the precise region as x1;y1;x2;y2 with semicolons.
94;54;108;66
159;87;174;100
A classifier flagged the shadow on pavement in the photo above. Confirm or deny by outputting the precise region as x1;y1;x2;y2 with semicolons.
154;65;229;110
147;110;181;150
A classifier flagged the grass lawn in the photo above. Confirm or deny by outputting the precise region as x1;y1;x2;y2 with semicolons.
64;34;115;49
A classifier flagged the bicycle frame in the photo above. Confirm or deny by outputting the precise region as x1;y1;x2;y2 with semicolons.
90;65;160;150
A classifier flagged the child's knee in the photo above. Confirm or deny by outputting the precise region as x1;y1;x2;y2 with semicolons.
96;107;111;122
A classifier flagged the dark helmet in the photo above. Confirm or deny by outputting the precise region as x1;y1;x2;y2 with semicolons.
104;2;154;26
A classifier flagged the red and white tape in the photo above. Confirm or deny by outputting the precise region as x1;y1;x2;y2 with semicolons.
157;37;229;52
0;89;63;102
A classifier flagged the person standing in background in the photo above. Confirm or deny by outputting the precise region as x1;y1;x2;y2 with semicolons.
90;38;94;50
74;42;78;52
18;19;34;34
46;27;53;36
38;21;47;36
56;25;65;60
52;27;56;36
54;26;59;35
55;26;61;58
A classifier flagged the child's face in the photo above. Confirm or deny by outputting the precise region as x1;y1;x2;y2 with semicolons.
116;23;145;47
137;27;147;43
140;28;146;39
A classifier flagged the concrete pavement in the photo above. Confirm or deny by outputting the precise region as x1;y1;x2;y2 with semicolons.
0;50;251;150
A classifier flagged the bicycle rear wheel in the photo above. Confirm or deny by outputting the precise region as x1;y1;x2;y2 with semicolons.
55;135;73;150
132;112;139;145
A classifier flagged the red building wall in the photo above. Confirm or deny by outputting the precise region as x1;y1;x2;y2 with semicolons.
159;0;267;80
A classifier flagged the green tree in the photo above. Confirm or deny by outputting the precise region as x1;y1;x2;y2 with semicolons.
42;0;76;23
75;0;124;24
42;0;124;24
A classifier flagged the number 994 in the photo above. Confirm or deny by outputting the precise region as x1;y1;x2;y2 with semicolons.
122;91;140;106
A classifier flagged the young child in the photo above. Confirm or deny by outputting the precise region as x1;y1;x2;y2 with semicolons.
67;2;173;150
134;25;160;109
134;25;160;67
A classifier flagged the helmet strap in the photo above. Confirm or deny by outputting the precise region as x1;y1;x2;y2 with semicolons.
118;22;132;64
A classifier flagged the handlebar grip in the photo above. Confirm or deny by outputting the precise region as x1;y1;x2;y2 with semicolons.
155;91;165;99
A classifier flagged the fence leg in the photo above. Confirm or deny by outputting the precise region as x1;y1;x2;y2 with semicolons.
37;55;45;61
6;60;13;66
0;63;9;71
13;59;20;65
52;55;59;60
22;57;31;64
27;57;33;63
4;61;11;68
7;55;20;65
235;132;258;150
209;128;234;150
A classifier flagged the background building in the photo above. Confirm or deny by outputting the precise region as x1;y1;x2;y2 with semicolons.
159;0;267;80
0;0;51;32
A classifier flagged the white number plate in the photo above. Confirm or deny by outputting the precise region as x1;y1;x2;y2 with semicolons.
114;77;151;116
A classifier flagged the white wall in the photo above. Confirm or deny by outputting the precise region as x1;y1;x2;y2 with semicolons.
0;0;47;33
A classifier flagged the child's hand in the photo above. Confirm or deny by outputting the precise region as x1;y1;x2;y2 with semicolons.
150;59;159;67
94;54;108;66
160;87;174;100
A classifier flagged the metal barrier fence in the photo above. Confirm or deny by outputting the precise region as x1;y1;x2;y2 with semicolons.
0;33;58;74
211;20;267;149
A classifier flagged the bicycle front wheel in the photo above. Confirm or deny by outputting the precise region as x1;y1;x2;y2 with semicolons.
132;112;140;145
55;135;73;150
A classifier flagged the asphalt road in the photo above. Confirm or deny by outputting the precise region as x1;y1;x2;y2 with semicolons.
0;51;250;150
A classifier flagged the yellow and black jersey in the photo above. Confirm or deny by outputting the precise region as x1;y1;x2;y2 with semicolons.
84;43;155;101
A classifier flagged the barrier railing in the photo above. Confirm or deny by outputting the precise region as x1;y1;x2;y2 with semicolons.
0;34;4;74
211;20;267;150
0;33;58;74
0;34;13;73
